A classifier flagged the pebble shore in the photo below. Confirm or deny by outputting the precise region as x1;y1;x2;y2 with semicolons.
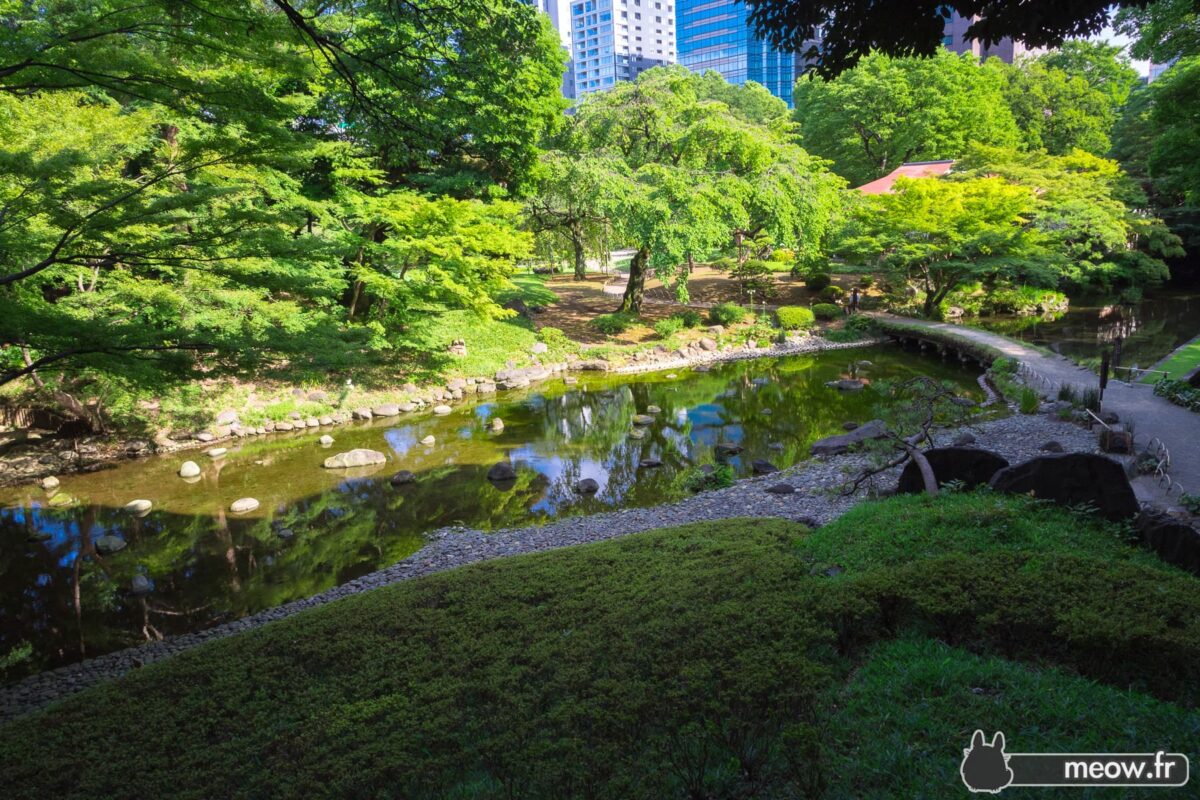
0;409;1098;722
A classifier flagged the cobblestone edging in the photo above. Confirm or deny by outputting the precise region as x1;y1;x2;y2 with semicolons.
0;335;882;488
0;412;1098;723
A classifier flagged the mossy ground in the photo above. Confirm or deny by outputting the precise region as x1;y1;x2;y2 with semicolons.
0;493;1196;799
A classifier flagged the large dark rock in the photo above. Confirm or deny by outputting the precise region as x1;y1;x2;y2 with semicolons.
575;478;600;494
810;420;887;456
502;297;531;318
988;453;1139;521
1136;512;1200;574
390;470;416;486
486;462;517;482
896;447;1009;494
751;460;778;475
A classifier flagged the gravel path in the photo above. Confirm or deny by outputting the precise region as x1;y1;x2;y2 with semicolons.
875;314;1200;510
0;410;1097;723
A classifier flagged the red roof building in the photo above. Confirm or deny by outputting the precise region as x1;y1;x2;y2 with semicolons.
855;160;955;194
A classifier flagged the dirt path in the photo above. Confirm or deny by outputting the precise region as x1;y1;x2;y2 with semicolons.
875;314;1200;510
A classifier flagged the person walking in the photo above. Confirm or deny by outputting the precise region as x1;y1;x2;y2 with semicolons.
848;286;861;314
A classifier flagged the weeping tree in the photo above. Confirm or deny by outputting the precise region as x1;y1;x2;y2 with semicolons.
842;377;975;496
525;153;628;280
564;65;845;313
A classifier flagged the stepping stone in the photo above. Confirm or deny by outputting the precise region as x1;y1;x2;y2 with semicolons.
230;498;259;514
765;483;795;494
123;499;153;515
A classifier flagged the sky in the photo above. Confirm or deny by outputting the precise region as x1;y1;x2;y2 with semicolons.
1096;24;1150;76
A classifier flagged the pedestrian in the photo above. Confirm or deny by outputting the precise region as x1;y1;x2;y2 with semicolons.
849;286;861;314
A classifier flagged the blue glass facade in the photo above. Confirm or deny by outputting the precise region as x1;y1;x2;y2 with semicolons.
676;0;795;106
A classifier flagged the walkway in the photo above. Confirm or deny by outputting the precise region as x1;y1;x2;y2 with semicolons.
874;314;1200;510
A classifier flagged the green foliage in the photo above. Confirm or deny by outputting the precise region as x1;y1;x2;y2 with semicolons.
672;309;704;328
845;314;874;334
1145;57;1200;207
729;259;779;299
811;303;841;321
819;285;844;302
708;302;748;326
1154;377;1200;412
793;50;1020;185
776;306;816;330
858;275;875;289
769;248;795;263
678;463;735;493
591;312;638;335
652;317;684;339
3;494;1198;799
1115;0;1200;64
535;327;572;354
805;272;832;292
1018;386;1041;414
822;328;866;343
942;283;1069;317
1180;492;1200;515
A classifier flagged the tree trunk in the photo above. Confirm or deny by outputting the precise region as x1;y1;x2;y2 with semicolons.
906;446;939;496
619;247;649;314
571;225;587;281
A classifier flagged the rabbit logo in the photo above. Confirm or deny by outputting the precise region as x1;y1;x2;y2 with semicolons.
961;730;1014;794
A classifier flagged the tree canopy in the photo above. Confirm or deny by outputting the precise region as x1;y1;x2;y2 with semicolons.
744;0;1156;77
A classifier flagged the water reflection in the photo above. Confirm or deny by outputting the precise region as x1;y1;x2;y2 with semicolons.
973;290;1200;371
0;346;983;680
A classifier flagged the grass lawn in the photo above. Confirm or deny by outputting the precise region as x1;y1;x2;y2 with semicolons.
1144;334;1200;383
1;492;1196;799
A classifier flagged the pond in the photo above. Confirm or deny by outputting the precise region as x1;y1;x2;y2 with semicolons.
971;290;1200;373
0;345;984;681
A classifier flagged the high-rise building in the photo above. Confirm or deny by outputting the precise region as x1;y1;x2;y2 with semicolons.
525;0;577;99
676;1;796;106
567;0;677;99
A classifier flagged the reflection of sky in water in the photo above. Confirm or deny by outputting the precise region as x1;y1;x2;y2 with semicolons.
0;346;989;678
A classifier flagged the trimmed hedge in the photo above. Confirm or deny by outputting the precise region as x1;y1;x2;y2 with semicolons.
805;272;832;292
776;305;816;330
812;303;841;320
708;301;748;325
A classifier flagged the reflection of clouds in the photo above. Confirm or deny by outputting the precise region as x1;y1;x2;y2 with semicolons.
383;427;418;456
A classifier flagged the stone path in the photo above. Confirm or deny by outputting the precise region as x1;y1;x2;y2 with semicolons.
875;314;1200;510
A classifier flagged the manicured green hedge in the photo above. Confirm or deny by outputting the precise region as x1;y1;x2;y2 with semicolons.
708;301;747;325
812;302;841;320
805;272;832;292
1;493;1196;799
776;305;816;330
591;312;637;335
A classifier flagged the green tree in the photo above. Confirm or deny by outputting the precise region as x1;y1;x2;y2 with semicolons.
568;66;845;313
793;50;1021;186
839;176;1055;317
525;153;628;279
1114;0;1200;63
1147;57;1200;206
952;145;1183;290
998;43;1137;156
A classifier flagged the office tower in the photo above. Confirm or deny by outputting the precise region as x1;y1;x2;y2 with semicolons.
676;1;796;106
568;0;677;98
525;0;577;98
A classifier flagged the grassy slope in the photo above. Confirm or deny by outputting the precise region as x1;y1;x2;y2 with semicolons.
1144;334;1200;383
0;493;1197;799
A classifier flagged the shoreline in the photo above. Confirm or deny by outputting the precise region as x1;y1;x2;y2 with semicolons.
0;333;885;488
0;409;1098;723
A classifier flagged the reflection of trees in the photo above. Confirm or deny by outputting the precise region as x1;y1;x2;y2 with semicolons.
0;345;989;680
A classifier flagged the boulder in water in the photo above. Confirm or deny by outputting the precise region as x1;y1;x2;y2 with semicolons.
714;443;743;457
41;476;60;491
206;447;227;458
179;461;201;478
433;404;452;415
372;404;400;417
323;449;387;469
351;407;373;420
491;418;505;432
230;497;260;514
632;414;655;426
646;405;661;414
487;462;517;482
124;499;153;515
639;457;663;468
751;460;778;475
810;420;887;456
575;478;600;494
319;435;334;446
95;534;126;554
390;470;416;486
420;435;436;446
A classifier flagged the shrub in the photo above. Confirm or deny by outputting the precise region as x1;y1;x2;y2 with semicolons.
731;259;779;299
537;326;570;348
709;257;736;271
591;312;636;335
823;328;866;343
812;303;841;321
709;301;748;326
820;285;844;302
653;317;684;339
805;272;832;292
1154;378;1200;412
1018;386;1040;414
679;463;735;493
769;248;795;263
776;305;816;330
672;309;703;328
846;314;874;333
859;275;875;289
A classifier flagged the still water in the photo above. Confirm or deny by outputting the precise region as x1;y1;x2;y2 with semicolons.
972;290;1200;372
0;346;983;680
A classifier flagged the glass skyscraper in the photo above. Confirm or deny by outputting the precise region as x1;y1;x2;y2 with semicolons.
676;0;795;106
